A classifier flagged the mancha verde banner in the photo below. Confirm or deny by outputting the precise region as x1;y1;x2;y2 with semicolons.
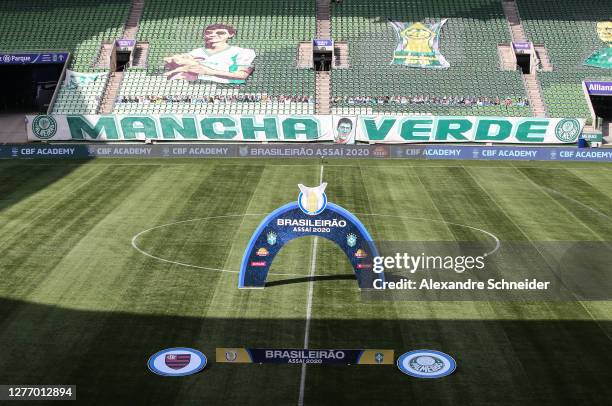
26;115;584;144
27;115;334;142
354;116;584;144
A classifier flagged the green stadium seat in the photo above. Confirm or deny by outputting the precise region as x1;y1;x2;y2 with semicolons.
516;0;612;119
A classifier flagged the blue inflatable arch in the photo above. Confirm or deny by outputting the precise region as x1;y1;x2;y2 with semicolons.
239;202;383;289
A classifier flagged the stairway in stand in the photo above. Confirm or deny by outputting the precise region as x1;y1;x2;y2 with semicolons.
502;0;548;117
315;0;331;114
98;0;144;114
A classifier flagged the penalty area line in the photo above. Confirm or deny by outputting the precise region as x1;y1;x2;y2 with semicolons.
298;164;323;406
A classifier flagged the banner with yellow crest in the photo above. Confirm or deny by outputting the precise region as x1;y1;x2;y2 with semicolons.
390;19;449;69
585;22;612;69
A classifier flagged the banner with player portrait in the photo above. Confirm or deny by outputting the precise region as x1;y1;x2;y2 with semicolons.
27;115;584;144
390;19;449;69
164;24;256;84
332;115;356;144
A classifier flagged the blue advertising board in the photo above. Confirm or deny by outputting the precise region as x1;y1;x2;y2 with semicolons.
2;143;612;162
390;145;612;162
584;81;612;96
0;52;69;65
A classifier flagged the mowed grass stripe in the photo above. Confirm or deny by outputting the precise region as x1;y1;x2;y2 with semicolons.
0;163;165;386
0;164;159;299
516;167;612;241
49;162;269;404
464;167;594;241
404;166;539;403
569;167;612;202
306;164;541;405
357;166;457;241
0;159;611;405
0;162;87;207
462;165;612;403
390;164;529;353
112;162;266;316
172;164;321;405
0;163;103;247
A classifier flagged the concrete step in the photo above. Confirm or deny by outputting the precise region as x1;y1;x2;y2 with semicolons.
98;72;124;114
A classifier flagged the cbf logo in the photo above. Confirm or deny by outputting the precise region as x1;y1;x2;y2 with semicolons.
31;115;58;139
397;350;456;378
298;183;328;216
555;119;581;143
346;233;357;247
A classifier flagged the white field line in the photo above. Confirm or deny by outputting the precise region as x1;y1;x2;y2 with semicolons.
297;164;323;406
130;214;301;277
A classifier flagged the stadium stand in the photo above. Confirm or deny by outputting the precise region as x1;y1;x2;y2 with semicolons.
330;0;532;116
0;0;131;115
2;0;609;121
112;0;317;115
53;74;109;114
517;0;612;120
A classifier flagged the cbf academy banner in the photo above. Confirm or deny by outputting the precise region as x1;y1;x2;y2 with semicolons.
355;116;585;144
27;115;584;144
390;19;449;69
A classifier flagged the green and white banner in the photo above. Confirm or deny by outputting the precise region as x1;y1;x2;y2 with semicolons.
27;114;584;144
584;22;612;69
390;19;449;69
27;115;334;142
354;116;584;144
64;70;107;89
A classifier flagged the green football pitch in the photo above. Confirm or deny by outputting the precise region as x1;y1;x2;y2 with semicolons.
0;158;611;405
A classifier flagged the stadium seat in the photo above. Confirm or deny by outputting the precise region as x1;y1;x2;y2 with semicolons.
516;0;612;119
330;0;531;116
0;0;131;114
113;0;316;115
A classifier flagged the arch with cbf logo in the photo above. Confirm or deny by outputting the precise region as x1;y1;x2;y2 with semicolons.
239;183;383;289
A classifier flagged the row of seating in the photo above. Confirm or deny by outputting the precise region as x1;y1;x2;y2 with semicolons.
115;0;316;115
0;0;130;71
332;105;531;117
330;0;529;116
517;0;612;119
0;0;130;114
52;74;108;115
4;0;608;118
114;102;314;115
